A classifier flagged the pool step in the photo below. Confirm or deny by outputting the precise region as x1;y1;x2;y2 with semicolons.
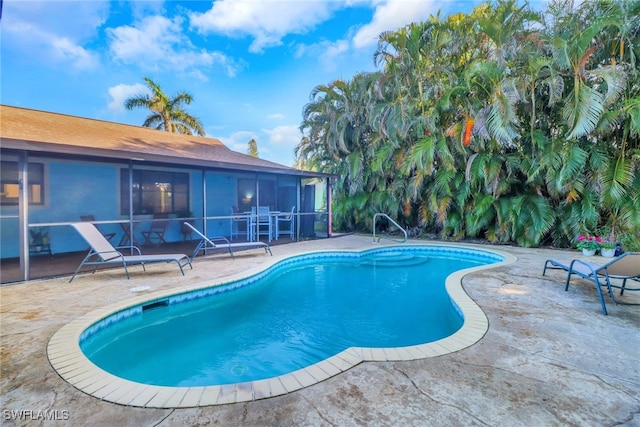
359;252;429;267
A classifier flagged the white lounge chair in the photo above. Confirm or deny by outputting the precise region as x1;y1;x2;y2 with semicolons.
69;222;192;282
543;252;640;315
184;222;272;259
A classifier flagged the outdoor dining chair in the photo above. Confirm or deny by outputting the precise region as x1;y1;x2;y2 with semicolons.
277;206;296;239
229;206;248;241
141;213;169;246
250;206;273;242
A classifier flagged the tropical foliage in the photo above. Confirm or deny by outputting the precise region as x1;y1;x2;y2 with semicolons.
125;77;205;136
297;0;640;248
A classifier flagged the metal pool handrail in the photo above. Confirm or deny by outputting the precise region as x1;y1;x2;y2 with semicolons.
373;213;408;244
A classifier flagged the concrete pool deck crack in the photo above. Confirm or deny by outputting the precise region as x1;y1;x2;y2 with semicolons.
152;409;174;426
301;395;339;427
393;365;490;426
481;337;640;390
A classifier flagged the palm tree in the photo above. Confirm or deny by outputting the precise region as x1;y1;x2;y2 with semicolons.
297;0;639;248
124;77;205;136
247;139;259;157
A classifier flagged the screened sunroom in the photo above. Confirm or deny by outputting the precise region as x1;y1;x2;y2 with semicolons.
0;105;334;283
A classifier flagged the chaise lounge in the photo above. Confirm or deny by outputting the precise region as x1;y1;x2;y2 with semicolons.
184;222;272;259
69;222;192;282
542;252;640;315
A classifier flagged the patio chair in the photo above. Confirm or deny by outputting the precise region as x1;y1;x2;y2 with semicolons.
140;213;169;246
542;252;640;315
69;222;192;282
249;206;273;242
277;206;296;239
80;215;116;242
229;206;248;241
183;222;272;259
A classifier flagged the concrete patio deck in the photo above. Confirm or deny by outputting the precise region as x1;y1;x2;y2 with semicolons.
1;235;639;426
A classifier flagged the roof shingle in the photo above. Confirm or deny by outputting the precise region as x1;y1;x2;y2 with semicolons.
1;105;318;176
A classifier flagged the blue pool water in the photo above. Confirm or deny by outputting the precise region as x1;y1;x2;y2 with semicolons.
80;247;501;387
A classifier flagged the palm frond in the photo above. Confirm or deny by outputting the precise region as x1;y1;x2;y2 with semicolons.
563;84;605;139
601;156;634;204
590;65;627;106
623;96;640;137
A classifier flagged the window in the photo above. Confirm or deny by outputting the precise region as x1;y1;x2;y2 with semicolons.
121;169;189;215
0;161;44;206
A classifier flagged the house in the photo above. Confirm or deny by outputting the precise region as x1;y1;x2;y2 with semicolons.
0;105;333;283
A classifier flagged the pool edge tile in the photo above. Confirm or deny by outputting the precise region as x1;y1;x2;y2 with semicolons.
45;243;513;408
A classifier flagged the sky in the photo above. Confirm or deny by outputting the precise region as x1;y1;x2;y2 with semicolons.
2;0;523;167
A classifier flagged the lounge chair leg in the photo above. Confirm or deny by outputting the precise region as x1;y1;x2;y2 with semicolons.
122;261;130;279
69;264;84;283
590;278;608;315
69;255;92;283
564;271;572;291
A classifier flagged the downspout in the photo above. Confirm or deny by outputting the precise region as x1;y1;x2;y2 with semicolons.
327;177;332;238
202;169;207;237
296;179;301;241
18;151;29;281
127;160;134;254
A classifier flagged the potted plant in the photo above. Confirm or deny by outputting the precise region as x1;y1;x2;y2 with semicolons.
596;227;617;257
576;234;600;256
599;239;617;257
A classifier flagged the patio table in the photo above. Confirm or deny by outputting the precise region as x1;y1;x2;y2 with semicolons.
118;222;140;246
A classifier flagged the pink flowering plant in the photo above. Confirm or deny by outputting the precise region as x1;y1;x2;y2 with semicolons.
598;229;617;249
576;234;601;251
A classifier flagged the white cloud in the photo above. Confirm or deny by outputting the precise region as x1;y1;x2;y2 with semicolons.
267;113;286;120
3;0;109;39
107;83;149;113
352;0;439;49
318;39;351;70
189;0;336;53
262;125;302;164
50;37;99;70
1;1;105;70
292;0;441;71
107;15;242;77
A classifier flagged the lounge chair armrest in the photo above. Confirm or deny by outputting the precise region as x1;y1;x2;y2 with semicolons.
114;245;142;255
568;258;600;276
207;236;231;245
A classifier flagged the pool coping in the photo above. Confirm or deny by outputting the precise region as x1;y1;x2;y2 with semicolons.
47;243;517;408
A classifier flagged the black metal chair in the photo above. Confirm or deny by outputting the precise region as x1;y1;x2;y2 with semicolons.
140;214;169;246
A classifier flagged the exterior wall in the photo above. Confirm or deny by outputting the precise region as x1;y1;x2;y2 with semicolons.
0;156;231;258
203;171;236;237
1;152;325;261
1;156;127;257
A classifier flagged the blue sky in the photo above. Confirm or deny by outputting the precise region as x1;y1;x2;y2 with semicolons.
1;0;512;166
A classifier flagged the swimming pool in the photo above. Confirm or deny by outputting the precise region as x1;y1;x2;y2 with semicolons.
48;244;514;408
